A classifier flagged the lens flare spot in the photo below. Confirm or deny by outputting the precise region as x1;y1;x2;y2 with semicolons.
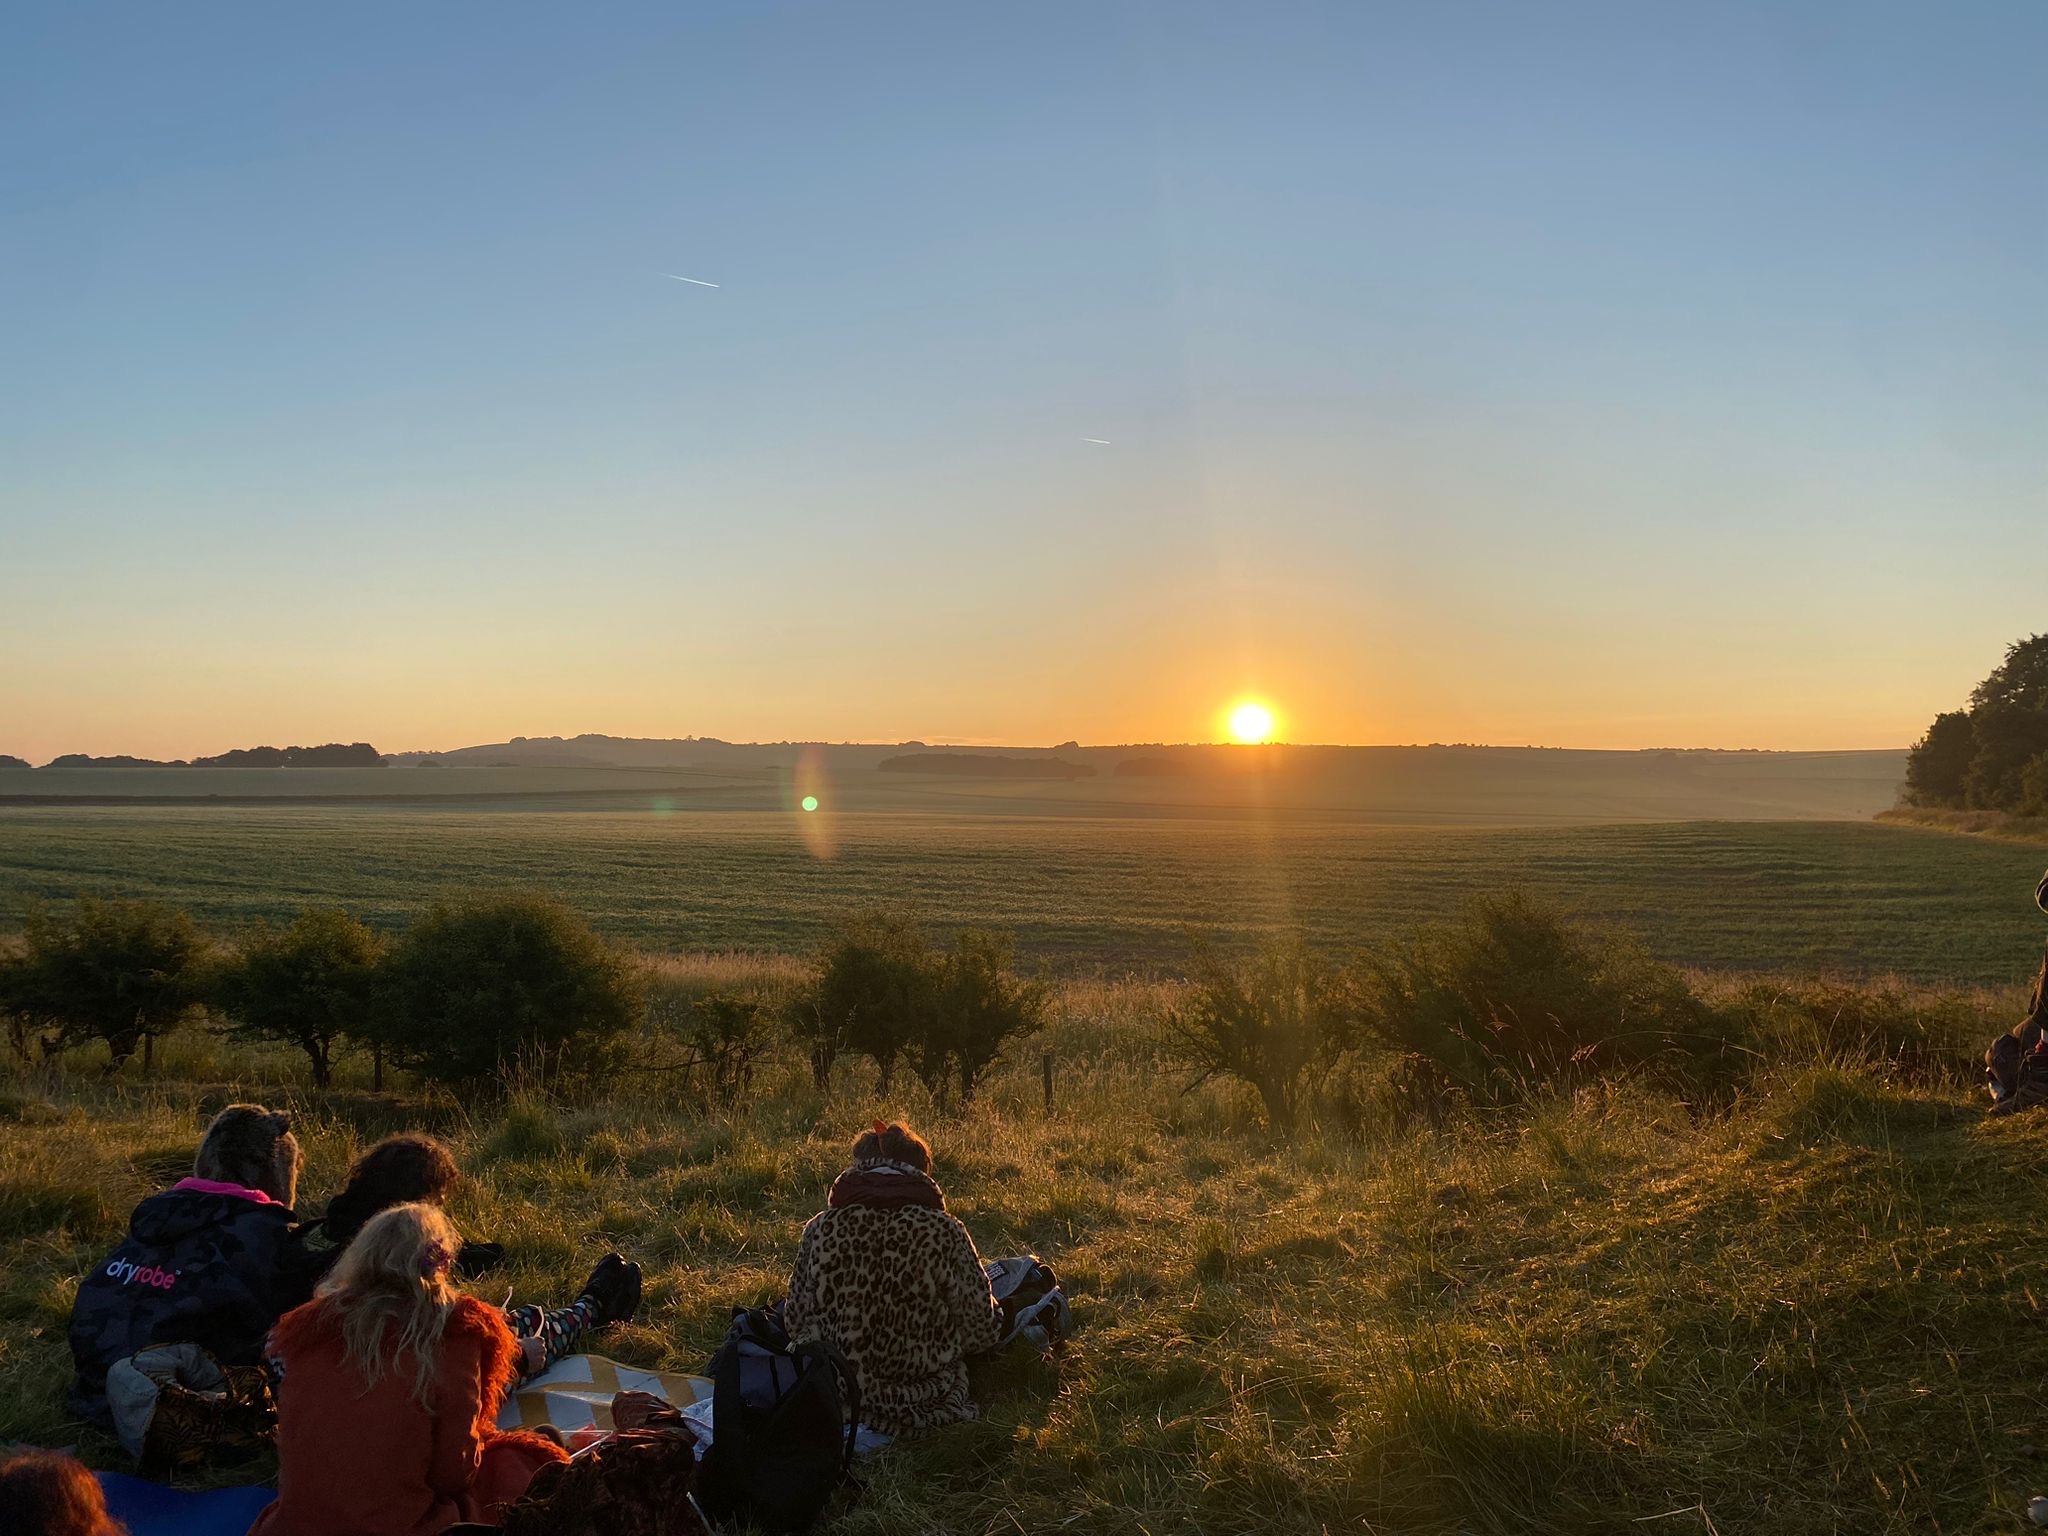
801;795;819;812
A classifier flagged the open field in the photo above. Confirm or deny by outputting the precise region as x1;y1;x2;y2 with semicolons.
0;746;1907;823
3;974;2045;1535
0;806;2042;984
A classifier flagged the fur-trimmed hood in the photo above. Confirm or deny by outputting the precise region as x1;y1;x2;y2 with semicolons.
269;1292;520;1402
194;1105;302;1208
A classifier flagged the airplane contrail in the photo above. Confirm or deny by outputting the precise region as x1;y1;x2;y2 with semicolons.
1081;437;1111;445
663;273;721;288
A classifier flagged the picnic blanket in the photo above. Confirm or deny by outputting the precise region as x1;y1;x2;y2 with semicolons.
497;1352;714;1435
96;1470;273;1536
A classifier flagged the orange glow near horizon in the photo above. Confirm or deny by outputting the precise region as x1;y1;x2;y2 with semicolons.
1227;700;1278;744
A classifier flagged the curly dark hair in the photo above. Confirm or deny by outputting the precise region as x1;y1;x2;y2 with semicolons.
0;1451;127;1536
322;1134;461;1247
850;1120;931;1173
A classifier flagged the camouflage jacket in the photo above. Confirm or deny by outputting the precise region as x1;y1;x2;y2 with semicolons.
68;1182;321;1425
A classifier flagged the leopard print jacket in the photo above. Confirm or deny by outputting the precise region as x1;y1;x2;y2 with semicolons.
784;1193;1002;1435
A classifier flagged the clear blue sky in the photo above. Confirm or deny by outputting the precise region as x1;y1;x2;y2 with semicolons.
4;2;2043;758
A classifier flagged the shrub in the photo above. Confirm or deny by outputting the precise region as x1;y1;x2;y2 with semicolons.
1728;977;1993;1082
681;993;773;1104
212;907;384;1087
0;943;62;1065
918;928;1048;1103
2019;753;2048;818
374;894;640;1087
9;898;207;1071
1356;894;1736;1106
800;911;936;1094
1164;939;1350;1132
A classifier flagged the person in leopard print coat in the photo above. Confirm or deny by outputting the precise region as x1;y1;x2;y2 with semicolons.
784;1122;1002;1436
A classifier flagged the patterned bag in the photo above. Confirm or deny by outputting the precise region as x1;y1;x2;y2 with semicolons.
103;1341;276;1472
497;1427;711;1536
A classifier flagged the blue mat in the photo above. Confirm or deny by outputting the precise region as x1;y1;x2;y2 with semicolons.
97;1471;272;1536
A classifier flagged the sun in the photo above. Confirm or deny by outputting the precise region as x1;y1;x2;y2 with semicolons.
1227;700;1276;744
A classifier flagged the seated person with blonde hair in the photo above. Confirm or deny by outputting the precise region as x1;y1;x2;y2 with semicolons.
251;1203;566;1535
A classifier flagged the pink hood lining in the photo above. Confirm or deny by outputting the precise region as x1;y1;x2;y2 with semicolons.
172;1176;281;1206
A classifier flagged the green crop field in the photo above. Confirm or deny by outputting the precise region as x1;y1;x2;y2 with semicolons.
1;806;2042;984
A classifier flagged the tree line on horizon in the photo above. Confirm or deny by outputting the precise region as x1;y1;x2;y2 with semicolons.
0;742;384;770
1905;634;2048;816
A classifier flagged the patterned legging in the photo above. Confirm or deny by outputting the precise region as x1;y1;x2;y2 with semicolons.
505;1296;599;1380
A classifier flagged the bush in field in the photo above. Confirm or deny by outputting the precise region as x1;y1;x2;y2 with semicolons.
212;907;385;1087
916;929;1048;1103
799;911;937;1094
376;894;640;1086
1356;894;1736;1106
1165;939;1352;1132
7;899;207;1071
681;992;773;1103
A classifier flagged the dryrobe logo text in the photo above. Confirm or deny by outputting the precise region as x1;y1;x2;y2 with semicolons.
105;1258;180;1290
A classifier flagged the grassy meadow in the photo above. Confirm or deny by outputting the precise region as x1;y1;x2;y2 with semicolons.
7;750;2048;1530
3;961;2046;1535
1;807;2044;984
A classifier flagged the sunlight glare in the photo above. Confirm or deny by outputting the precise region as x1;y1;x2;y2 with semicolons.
1228;701;1276;744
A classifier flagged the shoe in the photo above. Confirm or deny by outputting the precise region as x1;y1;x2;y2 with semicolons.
577;1252;642;1327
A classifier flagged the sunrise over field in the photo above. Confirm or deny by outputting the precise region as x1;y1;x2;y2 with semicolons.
6;8;2048;1535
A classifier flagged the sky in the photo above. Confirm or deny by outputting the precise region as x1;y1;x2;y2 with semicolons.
3;2;2045;760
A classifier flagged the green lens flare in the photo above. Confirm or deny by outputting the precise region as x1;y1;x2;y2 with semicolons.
801;795;819;812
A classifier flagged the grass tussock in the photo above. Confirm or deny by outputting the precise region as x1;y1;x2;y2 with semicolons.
2;965;2044;1533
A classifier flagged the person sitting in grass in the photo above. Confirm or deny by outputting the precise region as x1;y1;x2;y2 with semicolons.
784;1120;1003;1436
251;1203;567;1536
308;1134;504;1282
67;1103;323;1426
306;1131;631;1379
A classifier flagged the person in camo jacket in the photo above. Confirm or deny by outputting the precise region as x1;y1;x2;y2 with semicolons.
68;1104;321;1425
70;1110;645;1434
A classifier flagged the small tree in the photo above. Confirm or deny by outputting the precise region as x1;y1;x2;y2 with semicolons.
683;993;772;1103
213;908;384;1087
917;929;1046;1103
17;899;206;1071
375;895;641;1087
806;912;936;1094
1165;939;1349;1132
0;941;63;1063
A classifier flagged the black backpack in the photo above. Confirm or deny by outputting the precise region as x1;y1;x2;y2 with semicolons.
696;1304;861;1534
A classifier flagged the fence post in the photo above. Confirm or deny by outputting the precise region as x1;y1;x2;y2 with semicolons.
1042;1050;1054;1114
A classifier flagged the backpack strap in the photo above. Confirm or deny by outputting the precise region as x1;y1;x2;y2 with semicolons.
793;1338;862;1473
709;1310;752;1471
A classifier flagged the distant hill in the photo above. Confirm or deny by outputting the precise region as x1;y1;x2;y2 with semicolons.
193;743;384;768
878;753;1097;779
44;753;183;768
0;755;29;770
38;743;382;769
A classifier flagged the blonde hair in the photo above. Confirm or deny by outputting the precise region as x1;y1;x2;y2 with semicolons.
318;1202;460;1405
